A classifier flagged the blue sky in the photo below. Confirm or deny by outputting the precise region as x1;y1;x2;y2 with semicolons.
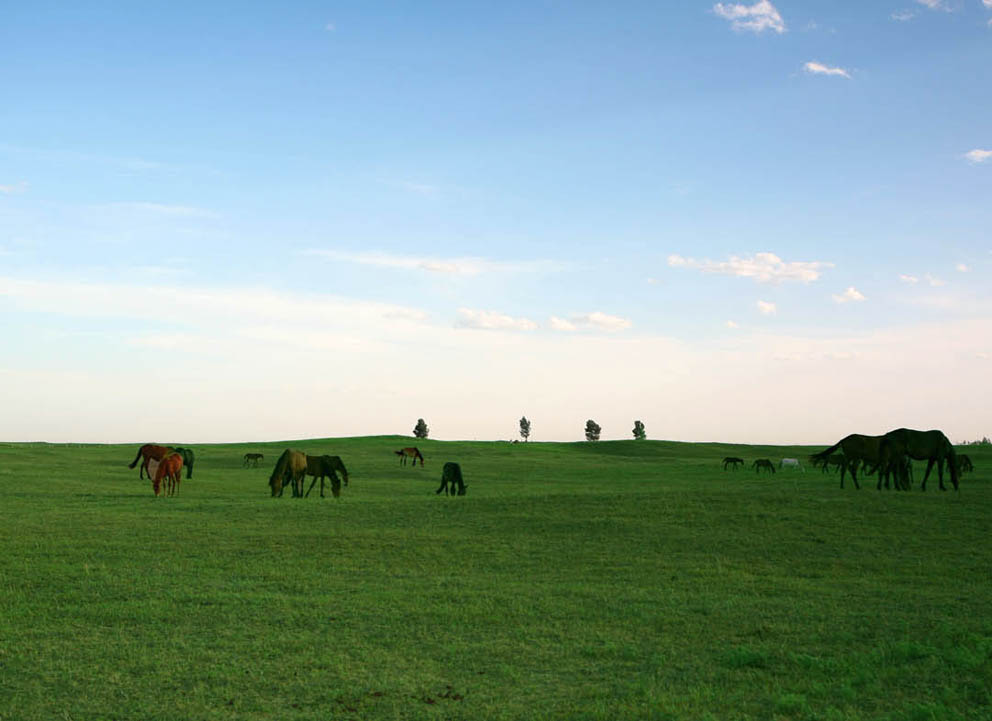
1;1;990;443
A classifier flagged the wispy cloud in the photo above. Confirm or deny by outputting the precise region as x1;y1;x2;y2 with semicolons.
803;61;851;79
925;273;945;287
757;300;777;315
668;252;832;284
956;263;970;273
99;202;220;219
899;274;920;283
325;22;336;31
964;149;992;164
550;312;632;333
712;1;786;33
916;0;951;10
832;287;866;303
891;10;916;21
456;308;538;331
0;181;28;194
306;249;567;276
726;320;740;329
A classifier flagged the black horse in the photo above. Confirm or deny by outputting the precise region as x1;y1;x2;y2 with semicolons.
436;462;466;496
722;457;744;471
752;459;775;474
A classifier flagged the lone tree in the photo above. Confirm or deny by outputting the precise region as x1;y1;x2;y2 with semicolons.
584;419;601;442
632;420;646;441
519;416;531;442
413;418;429;439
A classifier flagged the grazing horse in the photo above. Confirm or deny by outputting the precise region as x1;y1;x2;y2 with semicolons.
779;458;804;472
810;434;884;490
269;450;308;497
752;459;775;474
956;454;974;474
243;453;264;467
878;428;959;491
147;453;183;497
304;455;349;498
812;455;847;475
722;457;744;471
172;447;195;479
436;462;466;496
128;444;173;480
395;447;425;467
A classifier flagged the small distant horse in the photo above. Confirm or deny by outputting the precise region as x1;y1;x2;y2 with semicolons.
147;453;183;497
956;454;974;474
304;455;349;498
779;458;804;472
752;459;775;474
128;444;172;480
813;455;846;475
722;457;744;471
269;450;308;497
244;453;264;467
172;447;195;479
395;447;425;467
436;462;466;496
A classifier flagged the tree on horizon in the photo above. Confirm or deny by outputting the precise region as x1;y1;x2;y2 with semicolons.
632;420;646;441
519;416;531;442
585;419;601;442
413;418;429;439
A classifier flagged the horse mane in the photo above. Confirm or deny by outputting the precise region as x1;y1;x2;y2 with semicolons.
270;449;292;484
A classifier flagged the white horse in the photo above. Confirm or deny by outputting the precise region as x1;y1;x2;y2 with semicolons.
780;458;805;472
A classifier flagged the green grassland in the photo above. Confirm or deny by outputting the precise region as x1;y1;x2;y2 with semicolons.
1;436;989;721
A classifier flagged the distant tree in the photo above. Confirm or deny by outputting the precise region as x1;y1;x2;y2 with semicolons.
584;419;601;442
413;418;429;439
632;420;646;441
519;416;531;442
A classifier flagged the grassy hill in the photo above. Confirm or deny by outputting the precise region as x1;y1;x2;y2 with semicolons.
1;437;989;720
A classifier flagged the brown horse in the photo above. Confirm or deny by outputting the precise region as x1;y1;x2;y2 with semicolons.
304;455;348;498
128;444;173;480
269;450;308;497
878;428;959;491
810;434;884;489
147;453;183;497
395;447;424;466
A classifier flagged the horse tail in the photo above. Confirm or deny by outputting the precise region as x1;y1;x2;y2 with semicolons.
810;440;843;463
128;445;145;469
394;450;404;456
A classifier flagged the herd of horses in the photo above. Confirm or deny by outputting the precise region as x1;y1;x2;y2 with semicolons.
127;443;465;498
723;427;973;492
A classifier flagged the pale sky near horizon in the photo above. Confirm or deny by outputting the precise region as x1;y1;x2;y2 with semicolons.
1;1;990;445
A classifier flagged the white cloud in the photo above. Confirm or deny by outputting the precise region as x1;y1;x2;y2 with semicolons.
964;149;992;164
956;263;970;272
984;0;992;8
803;61;851;79
667;252;831;283
899;274;919;284
891;10;916;20
925;273;945;287
832;286;866;303
456;308;538;332
713;1;786;33
916;0;950;10
550;312;632;332
757;300;777;315
306;249;566;276
726;320;740;329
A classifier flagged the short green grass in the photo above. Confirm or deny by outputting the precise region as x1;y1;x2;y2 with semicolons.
1;437;989;720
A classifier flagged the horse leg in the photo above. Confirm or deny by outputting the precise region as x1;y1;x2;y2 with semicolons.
936;458;946;492
921;459;935;491
305;477;318;498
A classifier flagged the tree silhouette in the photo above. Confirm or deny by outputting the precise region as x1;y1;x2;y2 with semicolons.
519;416;531;442
584;419;601;442
632;420;646;441
413;418;429;439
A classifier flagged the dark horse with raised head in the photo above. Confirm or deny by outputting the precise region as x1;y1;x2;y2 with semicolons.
269;449;308;497
304;455;349;498
878;428;959;491
436;462;466;496
722;457;744;471
395;447;424;467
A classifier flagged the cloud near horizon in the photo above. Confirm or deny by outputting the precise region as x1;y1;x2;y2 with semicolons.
712;1;786;33
305;249;566;276
456;308;538;331
668;252;831;283
550;312;633;332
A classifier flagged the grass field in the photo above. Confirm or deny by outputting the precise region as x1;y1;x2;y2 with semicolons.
1;436;989;721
